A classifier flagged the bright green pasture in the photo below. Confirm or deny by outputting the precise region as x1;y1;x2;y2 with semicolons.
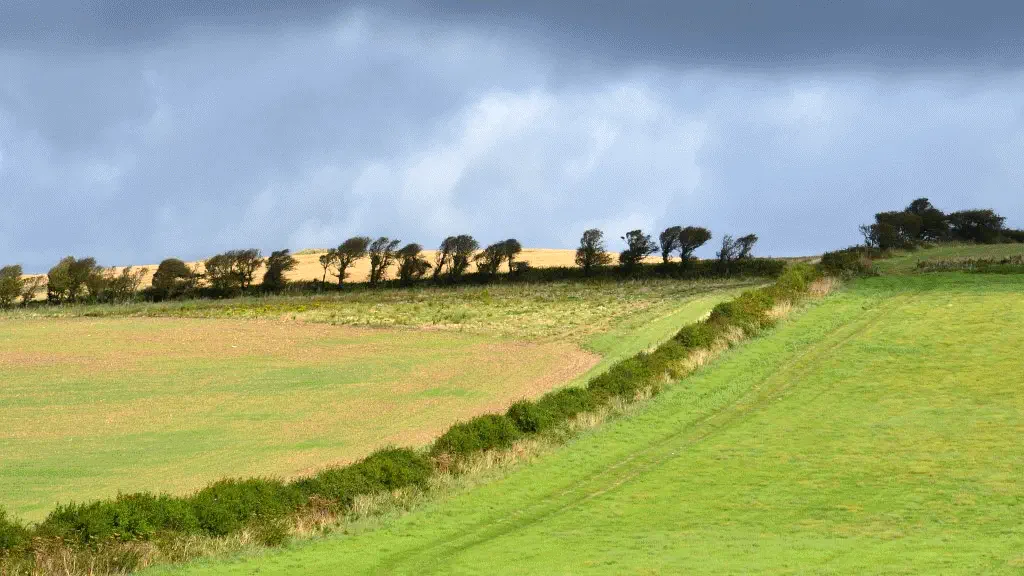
0;282;738;522
161;273;1024;575
873;242;1024;274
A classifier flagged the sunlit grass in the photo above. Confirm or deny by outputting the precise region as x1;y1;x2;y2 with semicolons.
153;273;1024;575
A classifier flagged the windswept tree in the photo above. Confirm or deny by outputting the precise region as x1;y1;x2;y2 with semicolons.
231;249;264;290
396;243;431;285
501;239;523;273
717;235;739;272
47;256;100;303
0;265;24;308
449;235;479;279
152;258;198;300
101;266;146;303
263;249;298;292
204;253;239;293
20;276;46;305
905;198;949;241
948;209;1006;244
658;226;682;264
619;229;658;271
368;237;401;286
475;242;506;277
736;234;759;259
334;236;371;286
318;250;338;288
677;226;712;265
575;229;612;276
433;237;455;281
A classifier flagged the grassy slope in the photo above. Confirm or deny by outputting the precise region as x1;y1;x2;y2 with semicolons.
872;243;1024;274
1;282;740;522
159;273;1024;575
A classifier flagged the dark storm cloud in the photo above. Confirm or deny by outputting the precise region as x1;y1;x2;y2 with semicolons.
3;0;1022;67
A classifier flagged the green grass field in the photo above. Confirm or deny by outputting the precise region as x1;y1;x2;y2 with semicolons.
155;271;1024;575
872;242;1024;274
0;280;745;521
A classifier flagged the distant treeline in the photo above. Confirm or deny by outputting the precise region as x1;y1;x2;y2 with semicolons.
819;198;1023;277
0;226;774;307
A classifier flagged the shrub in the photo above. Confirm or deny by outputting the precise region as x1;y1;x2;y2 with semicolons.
293;447;433;510
38;493;199;545
534;387;598;423
506;399;553;434
0;506;28;552
707;289;774;332
587;355;655;401
820;247;874;278
675;321;722;349
1001;229;1024;243
0;265;23;308
431;414;521;458
189;478;299;536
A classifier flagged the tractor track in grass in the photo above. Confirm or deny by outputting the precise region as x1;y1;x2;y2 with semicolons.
369;291;910;574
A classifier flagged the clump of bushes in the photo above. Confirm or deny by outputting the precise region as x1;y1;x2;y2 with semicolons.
430;414;522;459
37;493;200;546
292;448;432;511
0;507;28;552
820;247;877;278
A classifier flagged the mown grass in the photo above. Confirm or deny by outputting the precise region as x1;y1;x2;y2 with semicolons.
153;273;1024;575
0;280;743;523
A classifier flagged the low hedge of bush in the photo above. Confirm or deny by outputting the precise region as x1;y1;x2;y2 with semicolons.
0;263;826;573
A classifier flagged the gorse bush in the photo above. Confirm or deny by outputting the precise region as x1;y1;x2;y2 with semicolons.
820;247;876;278
430;414;521;458
291;448;432;511
189;478;301;537
0;507;28;553
38;493;199;546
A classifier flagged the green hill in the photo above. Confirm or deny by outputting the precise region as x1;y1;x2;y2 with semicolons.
156;270;1024;574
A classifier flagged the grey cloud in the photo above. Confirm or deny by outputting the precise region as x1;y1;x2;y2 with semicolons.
3;1;1023;68
1;10;1022;273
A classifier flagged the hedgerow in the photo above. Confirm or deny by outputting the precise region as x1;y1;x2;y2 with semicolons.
0;262;827;575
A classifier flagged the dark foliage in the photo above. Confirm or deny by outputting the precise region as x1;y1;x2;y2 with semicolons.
659;226;682;263
677;226;712;265
430;414;521;458
368;237;401;286
820;247;876;278
0;507;28;552
333;237;372;286
947;209;1006;244
37;493;199;546
0;265;23;308
618;229;658;271
575;229;613;276
291;448;432;511
189;478;300;537
263;249;298;293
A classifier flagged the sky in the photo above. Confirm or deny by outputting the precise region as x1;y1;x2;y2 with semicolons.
1;1;1022;272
